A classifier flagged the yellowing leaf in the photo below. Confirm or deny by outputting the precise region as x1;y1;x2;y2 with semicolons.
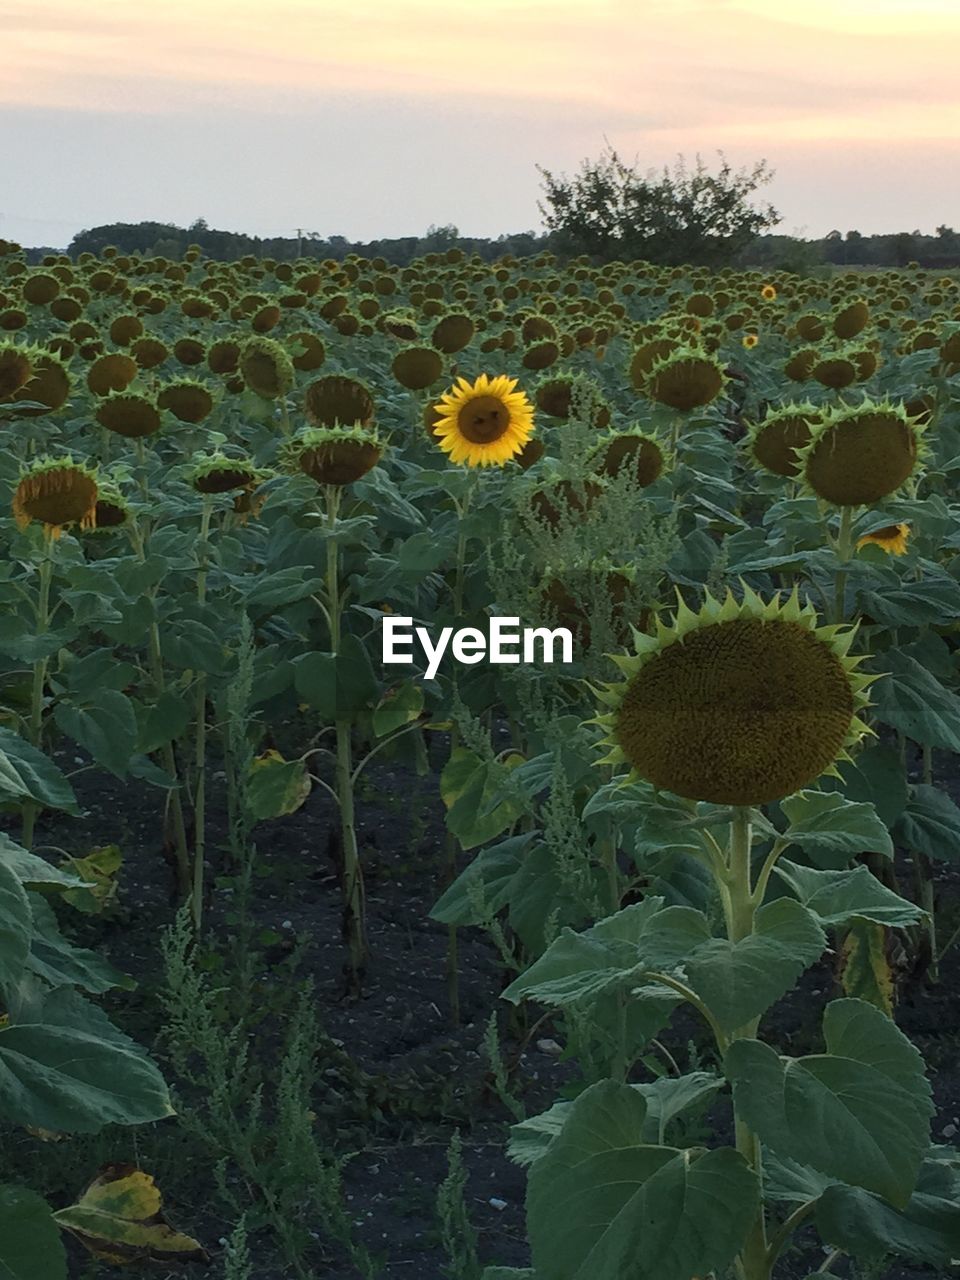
247;751;311;820
53;1164;209;1266
840;920;895;1017
61;845;122;914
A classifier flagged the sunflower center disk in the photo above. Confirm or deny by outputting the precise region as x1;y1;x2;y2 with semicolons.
458;395;509;444
615;619;855;806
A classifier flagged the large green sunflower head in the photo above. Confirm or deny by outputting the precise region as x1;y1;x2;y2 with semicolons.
593;587;873;806
798;399;927;507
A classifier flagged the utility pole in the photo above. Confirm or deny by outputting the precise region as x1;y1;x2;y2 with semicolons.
296;227;303;259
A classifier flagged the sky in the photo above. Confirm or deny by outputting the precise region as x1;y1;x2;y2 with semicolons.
2;0;959;249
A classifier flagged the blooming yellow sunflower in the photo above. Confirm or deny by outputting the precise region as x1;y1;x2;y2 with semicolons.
742;333;759;350
761;284;777;301
432;373;534;468
857;522;910;556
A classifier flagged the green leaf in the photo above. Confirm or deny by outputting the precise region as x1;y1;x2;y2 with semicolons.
780;791;893;860
54;690;138;778
0;834;87;891
502;901;702;1009
244;566;326;614
293;636;377;720
160;620;226;673
773;860;924;928
136;692;192;756
26;896;132;994
816;1179;960;1267
0;860;31;992
527;1079;758;1280
684;898;826;1032
819;744;908;831
0;729;79;815
632;1071;725;1146
858;574;960;628
0;1022;174;1133
872;651;960;751
372;681;424;736
725;999;933;1207
894;784;960;863
397;530;453;572
0;1185;67;1280
429;834;533;926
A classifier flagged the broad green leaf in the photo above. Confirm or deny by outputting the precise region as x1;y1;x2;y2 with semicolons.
26;896;132;994
820;744;908;830
725;999;933;1207
509;1099;572;1167
816;1180;960;1267
0;834;87;891
872;651;960;752
0;728;80;815
0;860;31;991
780;791;893;860
0;1185;67;1280
773;860;924;928
136;691;192;755
684;898;826;1032
160;620;226;674
244;566;325;614
633;1072;725;1146
527;1079;758;1280
858;574;960;628
397;530;452;572
0;1023;174;1132
54;690;138;778
293;636;377;720
503;901;707;1011
894;784;960;863
429;834;533;926
372;681;424;736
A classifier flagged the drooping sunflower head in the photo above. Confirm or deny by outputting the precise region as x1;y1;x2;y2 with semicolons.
800;400;926;507
157;379;216;424
0;342;38;400
189;451;264;495
284;425;383;487
89;483;131;532
12;457;99;539
594;587;872;806
643;347;726;412
95;391;162;439
747;403;822;478
590;429;667;487
239;336;295;400
432;373;535;468
303;374;375;429
856;522;910;557
391;346;444;391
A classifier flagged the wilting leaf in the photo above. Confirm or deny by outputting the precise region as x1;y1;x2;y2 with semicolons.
60;846;122;915
54;1164;209;1265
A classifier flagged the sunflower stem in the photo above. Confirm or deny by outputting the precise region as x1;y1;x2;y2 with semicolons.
128;516;191;898
325;484;366;994
443;474;478;1027
21;538;54;849
832;505;856;622
726;806;770;1280
191;497;214;932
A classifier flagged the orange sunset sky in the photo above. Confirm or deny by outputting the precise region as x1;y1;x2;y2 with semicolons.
2;0;959;247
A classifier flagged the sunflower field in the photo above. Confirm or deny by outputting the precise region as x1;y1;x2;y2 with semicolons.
3;237;960;1279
